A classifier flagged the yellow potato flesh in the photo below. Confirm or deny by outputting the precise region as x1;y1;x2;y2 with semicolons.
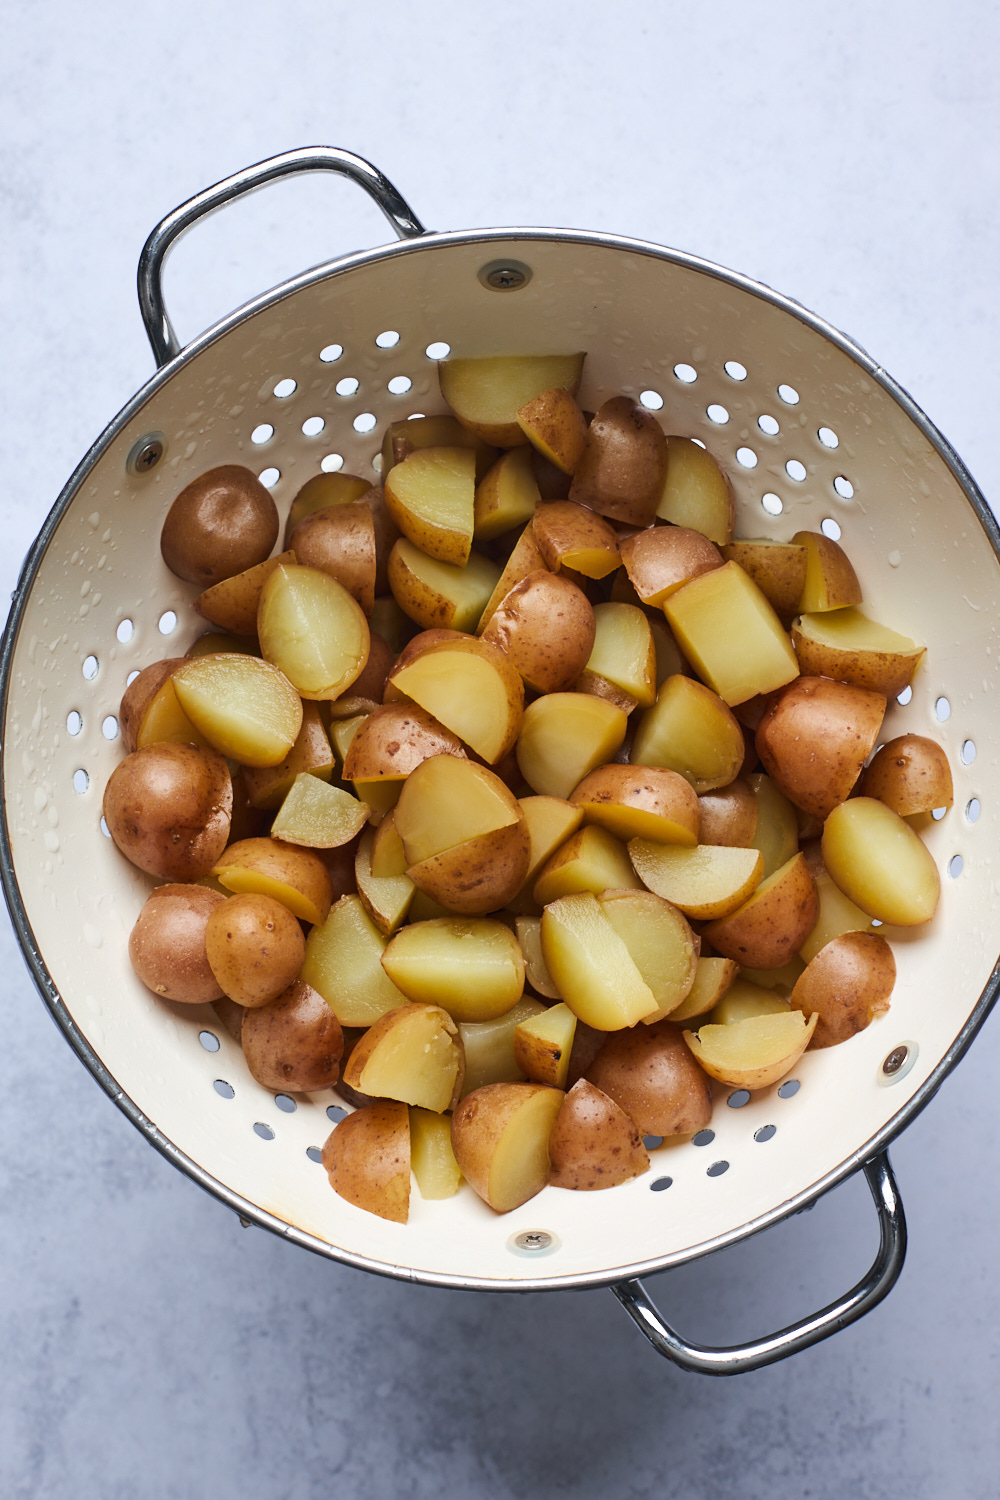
656;436;734;543
793;531;862;612
258;563;370;701
540;892;658;1029
632;674;745;791
571;765;699;847
670;956;739;1021
746;773;799;880
380;415;497;482
628;839;764;920
381;918;525;1021
286;472;370;539
598;889;697;1022
391;648;522;764
664;562;799;705
513;1003;577;1088
740;956;806;990
822;797;940;926
708;979;790;1025
685;1011;817;1089
355;826;414;936
474;447;539;541
458;997;547;1095
384;446;476;565
405;820;530;916
211;853;330;925
792;608;925;696
439;353;585;446
173;654;303;768
584;603;656;707
456;1083;566;1212
388;539;501;632
136;677;209;750
370;814;408;878
533;824;641;905
350;1006;462;1113
514;915;561;998
243;701;335;811
330;712;368;766
475;523;548;634
394;756;520;865
300;894;409;1025
798;870;874;964
270;774;369;848
517;796;585;894
409;1107;463;1199
516;693;628;799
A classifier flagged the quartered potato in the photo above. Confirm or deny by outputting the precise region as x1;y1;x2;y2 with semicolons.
380;414;498;483
569;764;700;845
409;1107;464;1200
342;1002;465;1113
664;561;799;704
258;562;370;700
323;1101;411;1224
172;653;304;767
533;824;641;905
119;658;207;753
701;851;819;969
656;437;735;544
548;1079;649;1190
473;447;540;541
388;538;501;632
439;352;585;446
480;569;596;694
598;888;698;1023
301;894;410;1025
242;700;334;811
619;525;724;606
516;386;588;474
532;500;621;578
790;932;895;1048
721;539;807;617
212;837;334;926
755;676;886;820
270;774;369;849
194;550;296;635
684;1010;817;1089
388;635;524;764
285;471;371;542
822;797;941;926
516;692;628;799
514;1002;578;1088
384;446;476;566
670;956;740;1022
791;607;925;696
576;602;656;710
540;891;658;1029
793;530;863;612
287;502;377;614
632;674;745;792
628;839;764;921
380;917;525;1021
451;1082;565;1212
355;824;415;936
475;522;550;635
458;997;548;1096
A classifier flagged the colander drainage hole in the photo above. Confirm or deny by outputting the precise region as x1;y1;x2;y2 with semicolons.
72;769;89;794
736;447;757;468
274;1094;297;1113
727;1090;750;1108
353;412;377;434
707;403;729;425
692;1129;715;1147
754;1124;776;1143
336;376;359;397
326;1105;347;1124
67;711;82;736
273;378;297;398
706;1161;729;1178
967;798;981;823
758;414;780;436
387;376;412;395
126;669;140;687
834;475;854;499
198;1030;220;1053
931;806;948;821
818;426;839;449
643;1135;663;1150
253;1122;275;1141
786;459;807;482
376;330;400;349
321;453;344;473
724;360;747;381
99;817;111;838
214;1080;235;1100
251;424;274;444
82;654;99;680
306;1147;323;1164
961;739;977;765
821;517;842;541
673;363;697;383
259;468;280;489
778;383;799;405
319;344;343;364
157;610;177;635
935;696;951;722
101;715;118;740
777;1079;800;1098
650;1177;673;1192
425;341;450;360
116;618;134;643
949;855;964;879
301;416;325;437
639;390;663;410
761;492;783;517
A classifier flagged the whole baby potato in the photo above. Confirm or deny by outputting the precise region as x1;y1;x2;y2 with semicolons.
103;741;233;881
161;465;279;584
241;979;344;1092
129;884;225;1003
205;893;306;1008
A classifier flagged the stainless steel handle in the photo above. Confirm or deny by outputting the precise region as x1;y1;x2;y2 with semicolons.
137;146;426;369
612;1149;906;1376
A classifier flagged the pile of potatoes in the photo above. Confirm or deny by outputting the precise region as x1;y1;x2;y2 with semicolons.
104;351;953;1224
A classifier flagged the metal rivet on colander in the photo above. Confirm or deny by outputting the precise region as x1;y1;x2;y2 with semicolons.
878;1041;918;1086
479;259;532;292
882;1046;908;1076
126;432;166;475
508;1228;559;1255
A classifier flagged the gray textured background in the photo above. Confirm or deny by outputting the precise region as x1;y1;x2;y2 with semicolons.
2;3;999;1496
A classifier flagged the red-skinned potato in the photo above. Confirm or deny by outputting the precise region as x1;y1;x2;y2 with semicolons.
548;1079;650;1190
585;1020;713;1136
161;465;279;584
129;884;225;1003
242;979;345;1092
103;742;233;881
322;1100;411;1223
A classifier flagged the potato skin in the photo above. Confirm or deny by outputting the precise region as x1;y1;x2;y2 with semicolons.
119;658;185;752
407;820;531;915
569;397;668;527
161;465;279;584
322;1100;410;1223
480;570;596;692
129;884;226;1003
860;734;953;816
242;979;344;1092
755;676;886;820
205;893;306;1008
548;1080;649;1190
701;851;818;969
790;932;895;1048
584;1020;712;1136
103;742;233;881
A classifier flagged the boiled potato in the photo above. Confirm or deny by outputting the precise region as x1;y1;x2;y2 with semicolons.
698;779;758;847
516;386;588;473
746;772;799;879
118;657;207;753
708;978;791;1025
475;522;550;634
539;892;658;1029
656;437;735;543
860;734;953;816
701;851;818;969
670;956;740;1022
381;918;524;1021
172;654;303;767
798;864;874;965
511;796;585;905
405;819;531;916
684;1010;817;1089
342;1002;465;1112
576;602;656;709
533;824;641;905
380;414;497;483
792;608;925;697
384;446;476;566
450;1082;565;1212
285;471;371;541
204;892;305;1008
480;570;596;694
619;525;724;605
286;502;377;614
194;550;296;635
409;1107;463;1199
301;894;409;1025
104;742;232;881
585;1020;713;1136
342;702;467;788
532;500;621;579
129;884;225;1003
388;538;500;632
721;539;806;617
242;980;344;1093
394;754;524;862
388;635;524;764
513;915;561;996
270;774;369;849
755;676;886;820
664;562;799;704
547;1079;649;1190
570;764;700;845
458;996;547;1095
354;824;415;936
598;888;698;1023
212;837;334;926
822;797;940;926
570;396;668;527
632;674;745;792
323;1100;410;1223
628;839;764;920
439;352;585;446
516;692;628;799
160;465;278;584
793;530;862;612
514;1002;577;1088
258;562;370;701
473;446;540;540
790;932;895;1047
242;701;335;811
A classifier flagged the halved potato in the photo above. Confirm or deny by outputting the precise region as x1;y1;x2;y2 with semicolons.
380;414;498;483
701;851;818;968
517;386;588;473
475;523;550;635
793;530;862;612
104;743;232;882
514;1002;577;1088
576;602;656;709
822;797;940;926
746;772;799;879
270;774;369;849
570;397;669;527
242;979;344;1093
450;1082;565;1211
532;501;621;579
387;538;501;632
388;635;524;764
619;525;724;606
514;915;561;997
792;608;925;696
632;674;745;792
721;539;807;617
663;562;799;705
384;446;476;566
670;956;740;1022
343;1002;465;1112
585;1020;713;1136
473;447;540;541
439;353;585;446
684;1010;817;1088
458;996;547;1096
628;839;764;920
342;703;466;786
301;893;410;1024
539;892;658;1029
755;676;886;820
547;1080;649;1190
480;570;595;694
570;764;700;845
194;550;296;635
258;563;370;701
381;917;524;1021
285;471;371;542
698;779;758;847
286;502;376;614
598;887;697;1023
119;658;208;753
172;654;303;767
406;820;531;916
409;1107;464;1200
656;437;735;543
212;838;334;926
860;734;953;816
516;693;628;800
798;865;875;965
323;1101;410;1223
790;932;895;1048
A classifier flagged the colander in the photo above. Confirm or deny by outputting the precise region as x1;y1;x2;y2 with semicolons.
3;147;998;1377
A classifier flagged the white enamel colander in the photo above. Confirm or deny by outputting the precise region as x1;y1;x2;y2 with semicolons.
3;147;998;1375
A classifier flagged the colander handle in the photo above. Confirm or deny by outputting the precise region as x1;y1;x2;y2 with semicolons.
611;1149;906;1376
137;146;426;368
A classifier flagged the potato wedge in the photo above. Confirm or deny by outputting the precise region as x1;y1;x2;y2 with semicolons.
301;893;410;1024
409;1107;463;1200
628;840;764;921
388;636;524;764
323;1100;410;1223
480;570;596;693
380;414;498;483
458;996;547;1096
212;838;334;927
473;446;540;541
517;386;588;474
172;654;303;767
570;396;669;527
701;851;818;969
258;563;370;701
793;530;862;612
119;658;208;753
514;1002;577;1088
791;608;925;697
475;522;550;635
798;865;875;965
533;824;641;905
577;602;656;709
663;562;799;705
514;796;585;901
721;539;807;617
790;932;895;1048
242;700;334;811
670;956;740;1022
355;823;414;936
381;917;525;1021
384;446;476;566
657;437;735;543
619;525;724;606
388;538;500;632
439;353;585;446
746;772;799;879
698;779;758;847
406;820;531;916
514;915;561;997
632;674;745;792
194;550;296;635
585;1020;713;1136
570;764;700;845
286;502;377;614
394;755;522;865
684;1010;817;1089
516;693;628;800
343;1002;464;1112
547;1079;649;1190
270;774;369;849
285;471;371;543
598;887;698;1023
708;979;791;1026
539;892;658;1029
343;703;466;786
451;1082;565;1212
532;501;621;579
